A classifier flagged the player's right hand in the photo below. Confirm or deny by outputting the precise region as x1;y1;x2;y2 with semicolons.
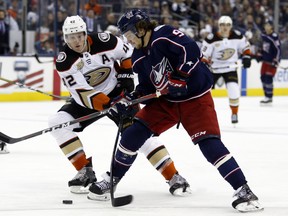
167;73;189;97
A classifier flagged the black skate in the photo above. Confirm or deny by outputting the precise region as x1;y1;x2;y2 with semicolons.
87;172;119;201
260;97;272;105
0;142;9;154
231;114;238;124
232;184;264;212
168;173;192;196
68;157;96;194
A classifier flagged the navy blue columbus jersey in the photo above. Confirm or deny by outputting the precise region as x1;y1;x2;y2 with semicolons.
261;31;281;63
132;25;213;102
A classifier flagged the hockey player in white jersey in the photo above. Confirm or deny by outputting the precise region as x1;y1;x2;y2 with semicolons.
48;15;191;196
201;15;252;124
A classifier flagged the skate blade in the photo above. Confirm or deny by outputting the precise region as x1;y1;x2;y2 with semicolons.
172;187;193;197
70;184;91;194
235;200;264;213
87;192;110;201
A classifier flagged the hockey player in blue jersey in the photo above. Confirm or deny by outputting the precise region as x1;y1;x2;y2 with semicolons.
88;9;263;212
257;21;281;104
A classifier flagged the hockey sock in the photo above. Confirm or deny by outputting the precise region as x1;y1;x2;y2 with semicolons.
261;74;274;98
139;137;177;180
230;105;239;115
113;143;138;179
60;137;90;171
198;138;247;190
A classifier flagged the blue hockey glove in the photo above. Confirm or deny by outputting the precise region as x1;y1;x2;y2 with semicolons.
108;92;140;131
109;92;139;118
168;73;188;97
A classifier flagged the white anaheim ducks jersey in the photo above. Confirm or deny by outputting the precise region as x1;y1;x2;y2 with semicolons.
201;30;250;73
56;33;133;109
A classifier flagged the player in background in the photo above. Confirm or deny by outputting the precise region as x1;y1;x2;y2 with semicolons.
48;15;191;196
88;10;263;213
201;16;252;124
256;21;281;104
0;141;9;154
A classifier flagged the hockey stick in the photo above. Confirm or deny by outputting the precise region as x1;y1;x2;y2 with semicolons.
110;117;133;207
212;64;241;70
109;89;168;207
0;77;69;100
34;53;54;64
18;53;54;64
0;90;167;144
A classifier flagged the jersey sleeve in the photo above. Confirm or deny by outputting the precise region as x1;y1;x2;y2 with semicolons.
113;36;133;70
237;33;251;56
201;38;214;63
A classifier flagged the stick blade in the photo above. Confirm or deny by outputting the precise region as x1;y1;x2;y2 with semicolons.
112;195;133;207
0;132;14;144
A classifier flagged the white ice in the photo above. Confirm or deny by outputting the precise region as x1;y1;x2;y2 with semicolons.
0;96;288;216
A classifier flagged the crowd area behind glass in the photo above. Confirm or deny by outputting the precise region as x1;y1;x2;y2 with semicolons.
0;0;287;58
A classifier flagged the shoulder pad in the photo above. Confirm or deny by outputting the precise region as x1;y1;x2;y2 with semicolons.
230;30;243;39
97;32;111;42
206;33;214;41
234;30;241;36
56;46;79;72
272;32;278;37
89;33;118;54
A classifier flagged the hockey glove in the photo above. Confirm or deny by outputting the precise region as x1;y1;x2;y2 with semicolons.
242;55;251;68
115;61;135;93
108;92;140;131
271;59;279;68
109;92;139;118
168;73;188;97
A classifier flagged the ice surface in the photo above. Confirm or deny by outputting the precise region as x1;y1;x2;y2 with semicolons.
0;96;288;216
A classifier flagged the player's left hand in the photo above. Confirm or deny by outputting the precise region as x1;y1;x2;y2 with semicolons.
109;92;138;118
242;55;251;68
168;73;188;97
116;69;135;92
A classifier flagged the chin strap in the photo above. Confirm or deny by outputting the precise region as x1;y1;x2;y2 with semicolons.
136;30;147;48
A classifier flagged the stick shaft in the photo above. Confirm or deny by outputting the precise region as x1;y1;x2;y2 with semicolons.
0;77;68;100
0;90;166;144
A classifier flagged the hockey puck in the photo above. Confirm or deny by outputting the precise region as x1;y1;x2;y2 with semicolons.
62;200;73;204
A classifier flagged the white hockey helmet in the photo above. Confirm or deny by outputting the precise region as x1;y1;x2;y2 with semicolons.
218;16;233;26
62;15;87;43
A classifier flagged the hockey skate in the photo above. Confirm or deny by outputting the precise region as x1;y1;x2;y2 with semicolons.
260;97;272;105
87;172;119;201
168;173;192;196
0;142;9;154
68;157;96;194
231;114;238;124
232;184;264;212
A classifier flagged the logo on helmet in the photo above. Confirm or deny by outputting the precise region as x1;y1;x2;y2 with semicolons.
125;11;134;19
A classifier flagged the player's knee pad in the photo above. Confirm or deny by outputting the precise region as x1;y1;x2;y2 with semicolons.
226;82;240;100
48;111;79;141
198;138;230;165
115;143;138;167
121;121;153;152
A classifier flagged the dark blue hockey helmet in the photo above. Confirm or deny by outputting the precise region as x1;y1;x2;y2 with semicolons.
117;9;150;35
